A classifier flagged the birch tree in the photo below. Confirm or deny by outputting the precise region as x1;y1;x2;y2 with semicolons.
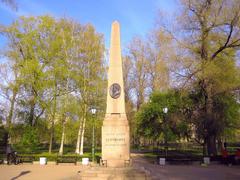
70;24;105;155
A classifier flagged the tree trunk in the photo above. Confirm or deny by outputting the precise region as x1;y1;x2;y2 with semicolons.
29;103;35;126
59;117;66;155
203;139;207;156
6;89;17;144
49;120;54;154
75;116;83;154
207;135;217;156
49;91;57;154
6;90;17;128
205;83;217;156
79;104;87;155
79;117;86;155
217;138;223;152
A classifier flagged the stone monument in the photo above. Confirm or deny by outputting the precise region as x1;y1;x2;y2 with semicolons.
78;21;150;179
101;21;130;167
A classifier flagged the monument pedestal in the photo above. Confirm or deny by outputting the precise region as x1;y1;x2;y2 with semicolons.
102;114;130;167
78;166;151;180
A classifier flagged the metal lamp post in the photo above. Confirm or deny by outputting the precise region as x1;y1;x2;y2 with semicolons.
91;108;97;163
163;107;168;157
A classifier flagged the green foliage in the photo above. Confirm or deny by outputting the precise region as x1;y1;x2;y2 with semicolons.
216;94;240;139
34;119;50;142
18;153;92;161
1;15;106;154
0;1;239;156
19;126;40;152
65;119;79;145
200;52;240;95
136;90;192;142
0;126;8;149
136;102;161;139
189;89;240;144
9;124;25;143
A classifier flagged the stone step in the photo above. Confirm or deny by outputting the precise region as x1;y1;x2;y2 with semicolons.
80;172;146;177
79;172;98;177
78;166;151;180
78;172;150;179
79;176;148;180
79;177;111;180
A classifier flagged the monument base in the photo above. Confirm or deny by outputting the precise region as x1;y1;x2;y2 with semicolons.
102;114;130;167
78;166;151;180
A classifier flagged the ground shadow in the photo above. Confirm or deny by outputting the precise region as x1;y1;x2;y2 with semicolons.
11;170;31;180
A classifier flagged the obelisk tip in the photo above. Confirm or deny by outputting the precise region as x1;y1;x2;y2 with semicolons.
112;20;119;26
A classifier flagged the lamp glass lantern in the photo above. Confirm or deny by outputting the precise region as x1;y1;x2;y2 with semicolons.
163;107;168;114
91;108;96;115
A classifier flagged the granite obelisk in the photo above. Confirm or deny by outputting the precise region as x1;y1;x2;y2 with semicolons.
101;21;130;167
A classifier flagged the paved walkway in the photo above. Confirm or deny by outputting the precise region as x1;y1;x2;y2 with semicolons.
0;156;240;179
0;164;84;180
132;154;240;180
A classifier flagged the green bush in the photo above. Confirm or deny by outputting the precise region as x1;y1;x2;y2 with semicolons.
19;126;40;153
18;152;92;161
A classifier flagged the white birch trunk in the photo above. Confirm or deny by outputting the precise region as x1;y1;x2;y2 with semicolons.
75;116;83;154
79;115;86;155
59;118;66;155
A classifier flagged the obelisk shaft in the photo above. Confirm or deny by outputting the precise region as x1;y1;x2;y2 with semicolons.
106;21;126;115
102;21;130;167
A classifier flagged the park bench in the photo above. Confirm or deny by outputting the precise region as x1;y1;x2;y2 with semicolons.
56;156;78;165
100;159;107;167
95;155;101;164
18;155;34;164
169;158;193;165
213;155;240;165
210;155;222;162
0;153;4;164
157;155;202;165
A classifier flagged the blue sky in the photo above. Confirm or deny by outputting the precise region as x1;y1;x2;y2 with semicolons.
0;0;178;50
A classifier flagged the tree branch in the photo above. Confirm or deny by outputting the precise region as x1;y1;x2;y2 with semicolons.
211;24;234;60
211;10;240;60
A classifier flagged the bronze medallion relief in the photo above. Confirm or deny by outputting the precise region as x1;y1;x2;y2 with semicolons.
109;83;121;99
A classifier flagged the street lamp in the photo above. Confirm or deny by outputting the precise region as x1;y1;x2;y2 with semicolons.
90;108;97;163
163;107;168;157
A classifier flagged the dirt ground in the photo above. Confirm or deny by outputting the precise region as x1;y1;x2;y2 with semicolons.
0;156;240;180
